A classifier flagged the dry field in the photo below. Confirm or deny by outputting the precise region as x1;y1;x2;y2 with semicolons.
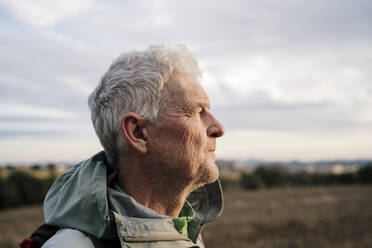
203;186;372;248
0;205;44;248
1;186;371;248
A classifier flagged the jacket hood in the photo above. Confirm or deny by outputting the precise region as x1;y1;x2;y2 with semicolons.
43;151;223;242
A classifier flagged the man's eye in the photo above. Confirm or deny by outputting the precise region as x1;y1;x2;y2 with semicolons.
196;108;204;115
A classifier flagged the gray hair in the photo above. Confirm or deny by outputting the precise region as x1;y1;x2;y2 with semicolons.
88;45;201;166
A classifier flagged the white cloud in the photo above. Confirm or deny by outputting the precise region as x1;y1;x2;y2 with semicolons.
57;75;94;96
40;30;87;51
0;74;43;92
0;136;102;164
0;120;91;135
1;0;94;28
142;0;173;25
0;102;79;120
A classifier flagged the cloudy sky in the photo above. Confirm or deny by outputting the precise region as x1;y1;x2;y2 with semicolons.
0;0;371;164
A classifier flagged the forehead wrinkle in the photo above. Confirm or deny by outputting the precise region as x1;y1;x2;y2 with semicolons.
165;73;210;113
194;100;210;110
184;92;210;111
184;84;210;109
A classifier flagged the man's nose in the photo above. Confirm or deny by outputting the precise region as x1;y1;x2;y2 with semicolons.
207;113;225;138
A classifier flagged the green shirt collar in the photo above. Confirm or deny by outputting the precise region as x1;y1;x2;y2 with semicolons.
172;200;195;238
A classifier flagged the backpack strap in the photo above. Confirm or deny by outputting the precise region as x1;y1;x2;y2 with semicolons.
20;224;60;248
20;224;120;248
84;233;121;248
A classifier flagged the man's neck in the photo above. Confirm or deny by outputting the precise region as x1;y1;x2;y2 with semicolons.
117;160;194;218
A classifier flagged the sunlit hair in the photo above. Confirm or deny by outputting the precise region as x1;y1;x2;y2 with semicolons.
88;45;202;166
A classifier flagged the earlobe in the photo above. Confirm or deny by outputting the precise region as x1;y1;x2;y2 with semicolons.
121;112;148;154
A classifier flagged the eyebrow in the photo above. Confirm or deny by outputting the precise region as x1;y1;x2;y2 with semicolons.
198;102;210;109
182;97;210;113
189;101;210;111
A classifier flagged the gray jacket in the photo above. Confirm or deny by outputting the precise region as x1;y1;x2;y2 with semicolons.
42;151;223;248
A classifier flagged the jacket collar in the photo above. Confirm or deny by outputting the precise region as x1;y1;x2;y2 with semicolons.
44;151;223;244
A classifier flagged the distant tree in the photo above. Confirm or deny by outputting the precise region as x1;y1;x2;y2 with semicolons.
358;164;372;184
253;165;288;188
7;171;45;205
0;170;57;209
5;165;16;170
240;173;261;190
335;173;358;184
238;163;372;191
30;164;42;170
0;173;23;208
46;163;58;178
47;163;56;170
289;171;313;186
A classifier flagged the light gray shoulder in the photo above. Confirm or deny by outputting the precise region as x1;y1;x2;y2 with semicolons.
42;228;94;248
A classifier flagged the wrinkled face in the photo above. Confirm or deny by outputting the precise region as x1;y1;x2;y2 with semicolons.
146;73;225;189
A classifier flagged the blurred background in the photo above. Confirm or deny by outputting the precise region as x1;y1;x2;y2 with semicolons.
0;0;371;247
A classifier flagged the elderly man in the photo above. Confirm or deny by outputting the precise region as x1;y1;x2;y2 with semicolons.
22;45;224;248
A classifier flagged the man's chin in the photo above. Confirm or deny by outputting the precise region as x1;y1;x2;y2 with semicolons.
195;162;219;187
207;166;219;184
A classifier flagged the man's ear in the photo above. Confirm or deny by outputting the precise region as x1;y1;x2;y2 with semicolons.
121;112;149;154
